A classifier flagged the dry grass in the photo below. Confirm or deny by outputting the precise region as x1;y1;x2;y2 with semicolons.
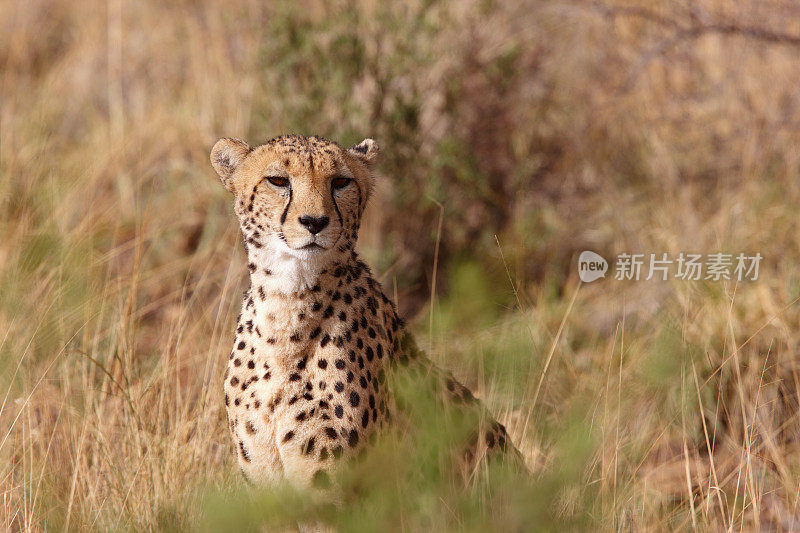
3;0;800;530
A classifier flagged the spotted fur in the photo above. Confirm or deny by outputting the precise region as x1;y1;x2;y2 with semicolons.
211;134;520;493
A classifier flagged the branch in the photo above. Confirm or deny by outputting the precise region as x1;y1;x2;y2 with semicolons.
584;1;800;47
702;22;800;46
577;1;800;89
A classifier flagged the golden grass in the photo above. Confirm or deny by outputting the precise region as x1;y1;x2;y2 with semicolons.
3;0;800;530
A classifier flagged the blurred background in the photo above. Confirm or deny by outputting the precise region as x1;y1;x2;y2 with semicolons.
3;0;800;530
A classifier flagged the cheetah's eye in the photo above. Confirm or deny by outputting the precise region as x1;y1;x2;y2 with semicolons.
331;176;352;190
266;176;289;188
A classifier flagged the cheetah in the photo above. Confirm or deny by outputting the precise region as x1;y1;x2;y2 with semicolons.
210;134;520;495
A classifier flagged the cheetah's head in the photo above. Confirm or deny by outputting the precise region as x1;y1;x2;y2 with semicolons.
210;134;379;290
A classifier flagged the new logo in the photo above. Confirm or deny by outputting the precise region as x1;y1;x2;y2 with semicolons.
578;251;608;283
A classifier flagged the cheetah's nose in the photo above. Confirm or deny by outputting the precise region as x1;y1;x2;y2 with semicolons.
298;215;329;235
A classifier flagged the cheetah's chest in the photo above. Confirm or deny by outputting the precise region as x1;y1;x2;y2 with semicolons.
224;283;393;486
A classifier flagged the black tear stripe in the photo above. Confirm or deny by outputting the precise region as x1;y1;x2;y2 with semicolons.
354;181;364;211
330;187;344;231
308;153;315;172
280;187;293;225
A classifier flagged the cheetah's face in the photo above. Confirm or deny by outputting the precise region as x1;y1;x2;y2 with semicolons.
211;135;378;267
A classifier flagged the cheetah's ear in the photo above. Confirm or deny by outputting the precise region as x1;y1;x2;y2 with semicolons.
347;138;379;168
210;138;251;192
